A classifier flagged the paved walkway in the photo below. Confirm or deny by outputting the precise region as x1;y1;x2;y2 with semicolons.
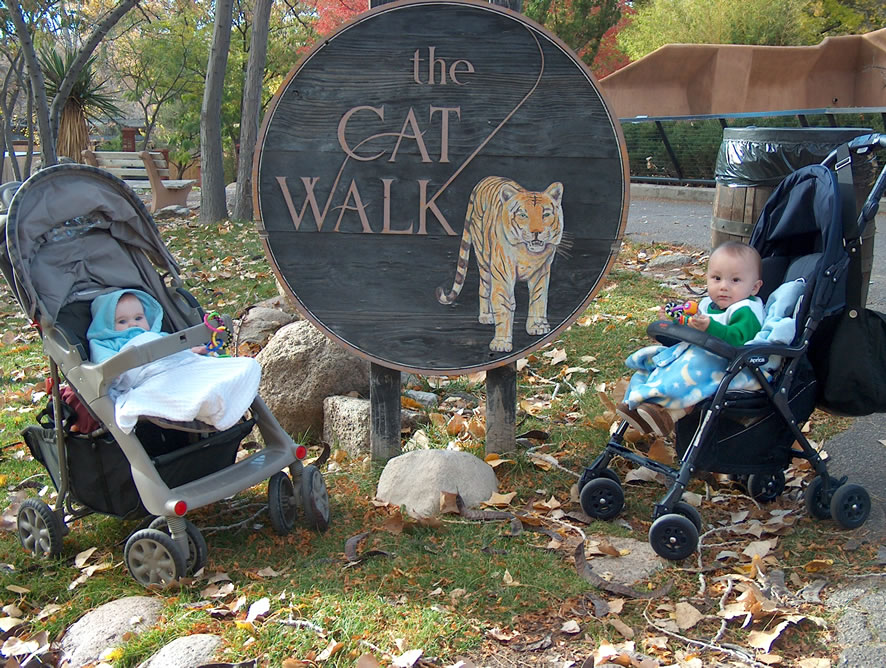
627;184;886;667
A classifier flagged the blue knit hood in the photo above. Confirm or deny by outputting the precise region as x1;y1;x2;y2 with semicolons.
86;289;164;363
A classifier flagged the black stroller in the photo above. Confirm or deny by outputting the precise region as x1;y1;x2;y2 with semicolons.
578;134;885;560
0;164;330;586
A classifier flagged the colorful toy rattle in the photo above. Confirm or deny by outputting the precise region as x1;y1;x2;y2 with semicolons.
664;300;698;325
203;311;228;354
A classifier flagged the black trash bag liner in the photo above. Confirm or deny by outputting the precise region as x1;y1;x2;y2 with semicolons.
715;127;875;187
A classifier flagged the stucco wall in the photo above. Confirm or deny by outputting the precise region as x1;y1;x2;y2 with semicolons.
598;28;886;118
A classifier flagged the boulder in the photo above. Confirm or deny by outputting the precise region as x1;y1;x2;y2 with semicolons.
323;396;428;455
376;449;497;518
138;634;222;668
237;305;297;347
257;321;370;437
60;596;163;667
323;395;370;455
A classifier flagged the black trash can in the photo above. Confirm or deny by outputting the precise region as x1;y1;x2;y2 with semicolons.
712;126;878;302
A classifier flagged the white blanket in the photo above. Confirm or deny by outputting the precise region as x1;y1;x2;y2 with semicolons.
110;332;261;434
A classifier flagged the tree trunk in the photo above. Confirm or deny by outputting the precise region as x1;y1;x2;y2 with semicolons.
8;3;56;167
200;0;235;225
232;0;272;222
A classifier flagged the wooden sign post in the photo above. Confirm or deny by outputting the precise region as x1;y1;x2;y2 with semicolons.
253;0;628;459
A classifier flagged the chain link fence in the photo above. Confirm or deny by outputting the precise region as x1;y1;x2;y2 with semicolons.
621;108;886;185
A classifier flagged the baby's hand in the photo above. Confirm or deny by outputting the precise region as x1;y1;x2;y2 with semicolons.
688;312;709;331
191;345;209;355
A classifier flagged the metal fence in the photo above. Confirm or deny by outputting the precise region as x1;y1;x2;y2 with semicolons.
621;108;886;186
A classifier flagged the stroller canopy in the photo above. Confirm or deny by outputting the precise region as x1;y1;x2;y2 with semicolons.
750;163;850;320
0;164;181;324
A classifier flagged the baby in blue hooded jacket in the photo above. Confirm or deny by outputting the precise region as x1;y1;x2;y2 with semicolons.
87;289;205;362
85;288;262;433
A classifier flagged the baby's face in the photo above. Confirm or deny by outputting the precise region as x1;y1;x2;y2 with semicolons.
115;295;148;331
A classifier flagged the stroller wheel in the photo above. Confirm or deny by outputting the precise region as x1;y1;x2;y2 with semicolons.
649;513;698;561
268;472;298;535
747;471;786;503
148;517;208;575
672;501;703;533
579;478;624;520
300;465;330;532
124;528;187;587
17;498;64;559
804;476;834;520
830;483;870;530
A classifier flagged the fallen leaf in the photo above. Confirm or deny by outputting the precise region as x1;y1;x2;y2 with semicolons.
560;619;581;634
803;559;834;573
743;538;778;559
316;638;345;661
356;655;382;668
482;491;516;508
675;602;703;630
245;597;270;623
74;547;98;568
609;616;634;639
747;619;793;653
487;627;519;642
446;414;466;435
440;491;460;515
392;648;423;667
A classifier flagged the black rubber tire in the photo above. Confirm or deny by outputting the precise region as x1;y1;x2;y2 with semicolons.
649;513;699;561
579;478;624;520
268;471;298;535
17;498;64;558
804;476;834;520
300;465;330;532
747;471;786;503
830;483;870;530
124;528;187;587
147;517;208;575
672;501;703;533
578;467;619;493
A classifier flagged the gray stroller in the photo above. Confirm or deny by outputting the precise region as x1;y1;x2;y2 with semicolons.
0;164;330;586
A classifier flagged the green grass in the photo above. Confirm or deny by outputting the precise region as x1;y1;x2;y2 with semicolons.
0;223;873;666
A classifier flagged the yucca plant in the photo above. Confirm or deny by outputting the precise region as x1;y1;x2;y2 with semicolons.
38;47;122;163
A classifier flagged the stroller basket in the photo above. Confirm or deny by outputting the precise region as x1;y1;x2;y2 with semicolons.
24;406;254;518
674;357;817;474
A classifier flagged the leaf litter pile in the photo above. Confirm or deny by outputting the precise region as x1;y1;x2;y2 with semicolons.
0;221;880;667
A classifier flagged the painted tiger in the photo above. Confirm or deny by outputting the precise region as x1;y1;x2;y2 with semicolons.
436;176;564;352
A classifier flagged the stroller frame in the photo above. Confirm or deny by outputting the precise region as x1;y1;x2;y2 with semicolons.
578;135;886;560
2;164;330;586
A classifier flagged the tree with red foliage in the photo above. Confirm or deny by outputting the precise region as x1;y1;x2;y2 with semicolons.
524;0;621;70
591;0;634;78
310;0;367;36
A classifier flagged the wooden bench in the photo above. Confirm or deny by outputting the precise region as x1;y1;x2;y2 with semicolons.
82;150;196;213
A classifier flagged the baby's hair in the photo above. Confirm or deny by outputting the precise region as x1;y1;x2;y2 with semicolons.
711;241;762;279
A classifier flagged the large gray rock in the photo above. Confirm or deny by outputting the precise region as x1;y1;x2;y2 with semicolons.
376;450;497;519
237;305;297;347
257;321;370;437
322;395;429;455
323;395;371;455
60;596;163;667
138;634;222;668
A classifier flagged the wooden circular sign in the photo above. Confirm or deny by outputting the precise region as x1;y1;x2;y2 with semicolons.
254;0;628;375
